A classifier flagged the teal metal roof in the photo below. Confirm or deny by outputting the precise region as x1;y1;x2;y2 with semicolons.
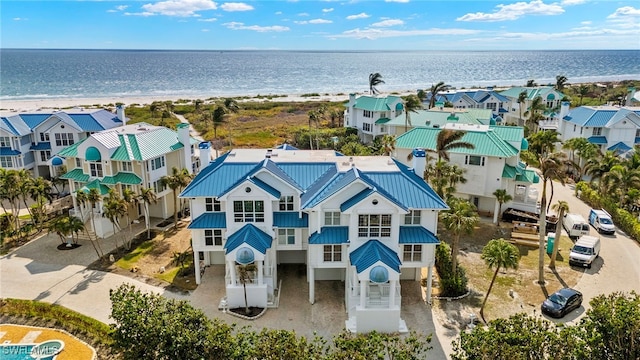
188;213;227;229
516;169;540;184
502;164;517;179
85;146;101;161
81;179;110;195
396;127;519;157
109;128;199;161
375;118;391;124
399;226;440;244
58;141;82;157
354;95;401;112
349;239;401;273
490;125;525;143
384;110;483;128
499;86;564;101
309;226;349;244
101;172;142;185
273;212;309;228
224;224;272;254
60;168;90;182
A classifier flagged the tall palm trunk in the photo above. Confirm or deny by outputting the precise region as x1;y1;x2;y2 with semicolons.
480;265;500;322
538;181;548;284
549;208;565;268
144;203;151;239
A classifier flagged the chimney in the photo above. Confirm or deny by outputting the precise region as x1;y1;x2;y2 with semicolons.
411;148;427;178
177;123;192;174
116;105;126;126
559;101;570;120
198;141;211;169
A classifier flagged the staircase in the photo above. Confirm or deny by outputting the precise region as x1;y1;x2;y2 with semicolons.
76;228;99;242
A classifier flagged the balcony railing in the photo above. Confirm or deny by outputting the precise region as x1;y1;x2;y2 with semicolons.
349;283;402;309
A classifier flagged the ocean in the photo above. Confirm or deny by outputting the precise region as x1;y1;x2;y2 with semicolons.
1;49;639;100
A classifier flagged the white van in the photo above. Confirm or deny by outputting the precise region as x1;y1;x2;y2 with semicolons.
563;213;590;239
589;209;615;235
569;235;601;268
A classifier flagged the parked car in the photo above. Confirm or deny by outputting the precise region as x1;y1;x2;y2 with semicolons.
568;235;601;268
563;213;590;239
541;288;583;318
588;208;615;235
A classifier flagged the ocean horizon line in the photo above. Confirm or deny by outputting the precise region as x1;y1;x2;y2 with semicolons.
2;48;638;53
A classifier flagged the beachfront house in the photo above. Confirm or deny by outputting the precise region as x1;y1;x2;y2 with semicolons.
0;107;125;182
395;123;539;221
57;122;201;238
343;94;404;143
499;86;567;130
422;88;510;120
380;108;494;136
558;105;640;160
180;148;448;333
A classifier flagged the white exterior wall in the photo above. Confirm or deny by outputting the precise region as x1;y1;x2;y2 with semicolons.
605;120;638;148
451;153;505;198
222;181;275;235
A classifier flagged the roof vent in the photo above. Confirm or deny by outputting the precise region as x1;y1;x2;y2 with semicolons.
266;149;273;158
433;124;440;128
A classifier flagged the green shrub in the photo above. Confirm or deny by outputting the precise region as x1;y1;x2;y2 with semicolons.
435;242;469;297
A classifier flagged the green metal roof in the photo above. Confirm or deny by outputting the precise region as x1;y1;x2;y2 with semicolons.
110;128;199;161
502;164;517;179
354;95;401;112
517;169;540;184
58;141;83;157
396;128;519;157
384;109;483;128
375;117;391;124
490;125;525;143
101;172;142;185
499;86;565;101
60;168;90;182
82;179;111;195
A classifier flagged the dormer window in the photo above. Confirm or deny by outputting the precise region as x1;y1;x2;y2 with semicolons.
55;133;74;146
358;214;391;238
279;196;294;211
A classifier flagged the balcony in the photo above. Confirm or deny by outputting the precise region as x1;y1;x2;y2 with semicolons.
538;119;559;130
349;283;402;309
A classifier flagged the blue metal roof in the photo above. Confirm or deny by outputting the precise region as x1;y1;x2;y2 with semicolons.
308;226;349;244
0;117;25;136
276;143;299;150
399;226;440;244
636;137;640;144
588;136;608;144
0;147;20;156
276;162;337;190
224;224;272;254
273;212;308;228
564;107;614;127
300;166;340;206
362;170;448;210
340;188;374;212
262;160;302;191
19;114;50;129
607;142;633;153
68;114;105;131
31;142;51;150
181;162;259;197
349;239;401;273
249;176;281;199
303;168;358;208
187;213;227;229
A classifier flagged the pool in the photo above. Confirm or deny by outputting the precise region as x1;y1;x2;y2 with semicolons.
1;340;64;360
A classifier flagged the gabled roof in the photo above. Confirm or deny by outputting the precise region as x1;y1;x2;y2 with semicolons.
563;106;640;128
490;125;525;143
396;127;519;157
248;176;281;199
607;142;633;153
276;162;337;190
340;188;375;212
224;224;272;254
360;171;447;209
499;86;564;101
384;109;485;128
188;213;227;229
309;226;349;244
399;226;440;244
353;95;401;112
4;110;123;134
181;163;260;197
349;239;402;273
275;143;299;150
101;172;142;185
60;168;90;182
0;116;31;136
302;168;358;208
81;179;110;195
273;212;309;228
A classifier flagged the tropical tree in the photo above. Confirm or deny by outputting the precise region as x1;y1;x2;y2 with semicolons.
75;189;103;259
517;90;528;126
103;190;127;251
28;176;53;230
161;167;192;226
0;169;23;233
584;151;621;191
577;84;590;105
479;238;520;323
528;129;561;156
68;215;85;246
402;94;422;132
549;200;569;268
85;188;102;235
526;79;537;87
555;75;568;90
431;129;475;162
492;189;513;225
428;81;449;109
122;188;138;250
379;134;396;156
237;262;257;315
368;72;385;95
194;99;204;112
173;250;190;276
602;164;640;205
440;198;479;275
523;96;547;132
138;187;158;240
48;215;73;245
211;106;227;157
537;152;570;284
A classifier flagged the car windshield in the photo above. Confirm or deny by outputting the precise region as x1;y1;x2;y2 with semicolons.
573;245;593;255
600;218;613;225
582;224;590;231
549;293;567;306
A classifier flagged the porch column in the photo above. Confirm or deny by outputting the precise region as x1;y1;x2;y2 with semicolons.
360;280;367;308
352;269;359;297
228;260;236;285
493;200;500;224
426;266;433;304
309;265;315;304
257;260;263;285
389;280;396;307
194;251;201;284
344;269;349;310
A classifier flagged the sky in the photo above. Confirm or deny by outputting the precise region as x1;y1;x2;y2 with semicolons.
2;0;639;50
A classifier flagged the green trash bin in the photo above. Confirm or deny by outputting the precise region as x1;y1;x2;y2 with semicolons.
546;232;556;254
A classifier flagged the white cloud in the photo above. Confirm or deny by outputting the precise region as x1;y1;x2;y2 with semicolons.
385;0;409;2
347;12;370;20
201;28;210;32
275;11;282;15
322;8;334;13
607;6;640;29
295;18;333;25
298;12;309;16
608;6;640;18
457;0;564;22
224;21;290;32
13;17;27;21
561;0;585;5
331;27;481;40
580;20;592;25
107;10;117;13
221;2;254;12
124;12;156;17
198;17;217;22
371;19;404;27
141;0;217;17
116;5;129;11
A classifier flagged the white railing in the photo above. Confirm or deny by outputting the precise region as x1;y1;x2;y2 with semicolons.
349;283;402;309
538;119;559;129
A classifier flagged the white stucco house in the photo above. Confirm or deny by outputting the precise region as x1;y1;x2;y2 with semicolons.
343;94;404;143
180;148;448;333
499;86;567;129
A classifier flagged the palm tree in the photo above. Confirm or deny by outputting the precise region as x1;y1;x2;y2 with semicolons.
524;96;547;132
602;165;640;205
537;152;569;284
445;164;467;200
103;190;127;251
211;106;227;158
584;151;621;191
380;134;396;156
28;176;53;230
432;129;475;162
578;84;590;105
549;200;569;268
479;238;520;323
368;72;385;95
161;167;192;226
194;99;204;112
528;130;561;157
75;189;103;259
517;90;528;126
428;81;449;109
122;188;138;250
0;169;22;232
138;187;158;240
555;75;568;91
68;215;85;245
237;262;257;315
492;189;513;225
440;198;479;275
49;216;73;246
402;95;422;133
526;79;537;87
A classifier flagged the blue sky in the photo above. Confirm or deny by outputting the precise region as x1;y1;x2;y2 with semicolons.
2;0;639;50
